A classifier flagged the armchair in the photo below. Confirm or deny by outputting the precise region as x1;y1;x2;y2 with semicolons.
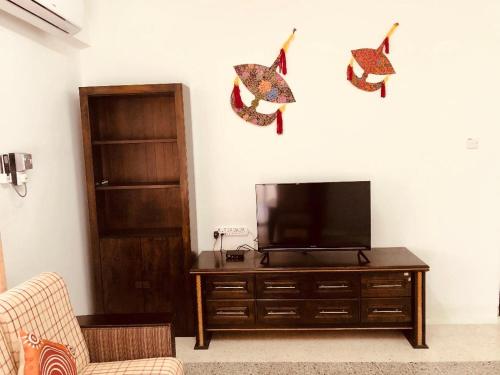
0;273;183;375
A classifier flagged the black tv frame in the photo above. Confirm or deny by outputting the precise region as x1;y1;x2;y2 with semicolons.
255;181;371;265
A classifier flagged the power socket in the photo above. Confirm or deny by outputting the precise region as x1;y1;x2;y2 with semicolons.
216;226;249;236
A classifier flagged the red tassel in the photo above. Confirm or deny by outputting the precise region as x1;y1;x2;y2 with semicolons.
381;81;386;98
347;65;353;81
278;49;287;75
383;37;389;54
232;84;243;109
276;109;283;134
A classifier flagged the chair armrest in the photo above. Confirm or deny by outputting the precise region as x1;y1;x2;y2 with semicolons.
77;313;176;362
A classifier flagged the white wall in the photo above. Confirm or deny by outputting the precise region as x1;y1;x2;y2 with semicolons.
1;0;498;324
80;0;500;324
0;11;92;313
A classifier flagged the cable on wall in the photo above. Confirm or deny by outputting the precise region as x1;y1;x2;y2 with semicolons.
12;183;28;198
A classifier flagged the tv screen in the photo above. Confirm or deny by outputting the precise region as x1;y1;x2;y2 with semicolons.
256;181;371;251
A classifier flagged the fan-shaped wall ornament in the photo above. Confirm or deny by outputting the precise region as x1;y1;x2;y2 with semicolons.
231;29;296;135
347;23;399;98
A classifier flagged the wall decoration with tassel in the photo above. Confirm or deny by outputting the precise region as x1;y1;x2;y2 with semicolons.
231;29;296;135
347;23;399;98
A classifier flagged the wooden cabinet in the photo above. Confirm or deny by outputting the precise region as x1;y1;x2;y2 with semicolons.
79;84;194;336
191;248;429;349
100;238;143;313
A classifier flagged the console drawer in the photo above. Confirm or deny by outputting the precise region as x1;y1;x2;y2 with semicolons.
205;274;254;299
361;272;411;297
257;299;360;326
306;299;359;324
310;274;360;299
256;300;305;325
206;300;255;327
361;298;412;323
256;274;307;299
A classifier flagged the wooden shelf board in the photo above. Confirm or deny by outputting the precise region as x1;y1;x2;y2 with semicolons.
95;183;180;191
100;227;182;238
92;138;177;145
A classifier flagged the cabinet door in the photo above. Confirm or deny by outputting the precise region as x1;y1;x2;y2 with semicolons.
100;238;144;313
141;236;183;313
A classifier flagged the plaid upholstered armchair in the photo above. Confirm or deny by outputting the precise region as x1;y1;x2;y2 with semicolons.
0;273;183;375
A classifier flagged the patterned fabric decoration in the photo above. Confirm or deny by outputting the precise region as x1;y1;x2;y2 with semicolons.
0;329;16;375
347;23;399;97
80;358;184;375
231;29;296;134
81;325;174;363
18;330;77;375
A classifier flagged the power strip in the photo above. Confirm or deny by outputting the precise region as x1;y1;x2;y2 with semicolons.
216;226;249;236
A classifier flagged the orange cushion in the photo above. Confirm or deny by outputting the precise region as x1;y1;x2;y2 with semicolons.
18;330;77;375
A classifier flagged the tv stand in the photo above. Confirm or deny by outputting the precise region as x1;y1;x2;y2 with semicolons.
191;247;429;350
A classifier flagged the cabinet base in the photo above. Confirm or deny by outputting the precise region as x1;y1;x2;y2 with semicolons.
404;330;428;349
194;332;211;350
194;329;428;350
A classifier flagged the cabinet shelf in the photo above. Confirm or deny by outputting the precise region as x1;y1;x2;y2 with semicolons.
100;227;182;238
92;138;177;145
95;183;180;191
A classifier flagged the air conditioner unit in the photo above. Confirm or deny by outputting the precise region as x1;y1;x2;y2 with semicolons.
0;0;84;35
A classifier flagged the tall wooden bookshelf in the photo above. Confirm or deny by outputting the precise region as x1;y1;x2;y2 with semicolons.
79;84;193;336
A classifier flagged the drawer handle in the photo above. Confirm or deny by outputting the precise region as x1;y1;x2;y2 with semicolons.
371;284;403;288
266;286;296;289
319;309;349;315
267;310;297;316
216;310;247;316
372;308;403;314
214;286;246;290
318;284;349;289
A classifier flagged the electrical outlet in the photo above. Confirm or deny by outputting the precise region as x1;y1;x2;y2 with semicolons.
466;137;479;150
216;226;249;236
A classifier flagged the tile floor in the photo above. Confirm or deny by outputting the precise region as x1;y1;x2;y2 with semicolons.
176;324;500;363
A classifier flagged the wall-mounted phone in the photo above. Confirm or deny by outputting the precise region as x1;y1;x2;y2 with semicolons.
0;153;33;197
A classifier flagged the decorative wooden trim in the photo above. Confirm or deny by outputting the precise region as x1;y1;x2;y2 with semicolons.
191;267;430;275
175;85;195;336
78;88;104;312
416;272;423;346
207;326;414;332
79;84;181;96
195;275;204;347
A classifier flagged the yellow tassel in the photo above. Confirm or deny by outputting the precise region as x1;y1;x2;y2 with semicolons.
279;105;286;113
386;23;399;39
282;28;296;53
234;76;240;86
384;76;390;83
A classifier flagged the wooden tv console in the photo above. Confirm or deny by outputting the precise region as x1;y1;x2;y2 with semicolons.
190;247;429;349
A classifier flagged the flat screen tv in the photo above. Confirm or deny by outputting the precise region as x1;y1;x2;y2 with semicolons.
256;181;371;252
